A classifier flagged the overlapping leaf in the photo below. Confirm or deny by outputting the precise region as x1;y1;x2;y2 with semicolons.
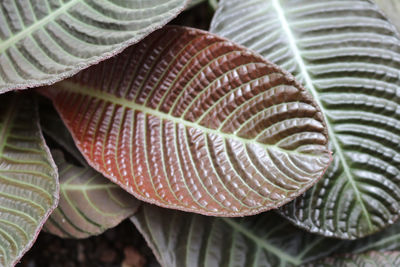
44;150;140;239
131;204;343;267
0;93;58;266
301;212;400;257
211;0;400;238
331;218;400;255
131;204;400;267
0;0;189;93
41;26;331;216
39;98;86;165
307;251;400;266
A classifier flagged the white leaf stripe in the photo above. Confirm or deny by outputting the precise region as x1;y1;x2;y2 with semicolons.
44;150;139;239
0;0;189;93
211;0;400;238
0;93;58;266
131;204;346;267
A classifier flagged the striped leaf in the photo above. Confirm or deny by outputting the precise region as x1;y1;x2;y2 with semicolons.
211;0;400;238
333;219;400;255
132;204;400;267
41;26;332;216
0;0;189;93
374;0;400;33
0;93;58;266
131;204;343;267
307;251;400;267
44;150;140;239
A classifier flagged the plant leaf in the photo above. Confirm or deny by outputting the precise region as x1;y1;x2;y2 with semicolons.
333;219;400;254
187;0;205;9
131;204;343;267
0;0;189;94
43;150;140;239
374;0;400;34
0;92;58;266
41;25;332;216
306;251;400;266
39;100;140;238
132;204;400;267
211;0;400;238
39;97;86;165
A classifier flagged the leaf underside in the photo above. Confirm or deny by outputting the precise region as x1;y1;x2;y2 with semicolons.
307;251;400;266
211;0;400;238
131;204;343;267
44;150;140;239
0;93;58;266
0;0;189;93
42;26;331;216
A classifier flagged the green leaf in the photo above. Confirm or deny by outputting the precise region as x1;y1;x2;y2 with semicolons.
374;0;400;34
132;204;400;267
0;92;58;266
306;251;400;266
187;0;205;9
44;150;140;239
0;0;189;94
334;219;400;255
211;0;400;239
38;98;86;165
41;25;332;216
131;204;343;267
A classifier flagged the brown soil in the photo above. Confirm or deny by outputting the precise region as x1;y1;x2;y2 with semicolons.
17;220;159;267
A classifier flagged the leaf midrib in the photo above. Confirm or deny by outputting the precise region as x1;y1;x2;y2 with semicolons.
222;218;302;265
62;184;119;191
272;0;373;230
57;81;323;158
0;0;79;53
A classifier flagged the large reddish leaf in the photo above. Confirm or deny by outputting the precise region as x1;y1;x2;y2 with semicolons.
41;26;331;216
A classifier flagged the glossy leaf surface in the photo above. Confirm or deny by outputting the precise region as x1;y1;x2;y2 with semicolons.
211;0;400;238
131;204;343;267
0;0;189;93
0;93;58;266
42;26;331;216
44;150;140;238
307;251;400;267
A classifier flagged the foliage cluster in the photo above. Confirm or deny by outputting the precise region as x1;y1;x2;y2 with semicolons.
0;0;400;266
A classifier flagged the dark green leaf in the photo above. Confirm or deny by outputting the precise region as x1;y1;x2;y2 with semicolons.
306;251;400;267
131;204;344;267
211;0;400;239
